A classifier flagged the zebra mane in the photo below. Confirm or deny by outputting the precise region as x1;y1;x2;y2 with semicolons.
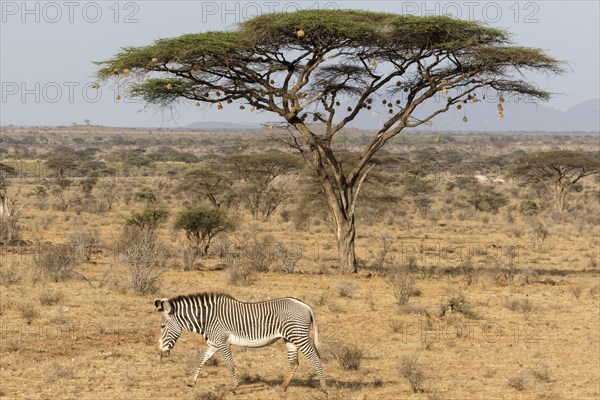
169;292;233;309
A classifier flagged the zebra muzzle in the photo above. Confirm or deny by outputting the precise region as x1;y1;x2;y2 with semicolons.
160;349;171;359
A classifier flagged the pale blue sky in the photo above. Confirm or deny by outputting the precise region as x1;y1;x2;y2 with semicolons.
1;1;598;127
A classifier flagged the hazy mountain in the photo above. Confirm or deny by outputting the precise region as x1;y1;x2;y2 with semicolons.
183;99;599;132
348;98;600;132
184;121;260;131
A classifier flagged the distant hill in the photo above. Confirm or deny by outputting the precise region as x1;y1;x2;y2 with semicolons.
183;121;260;131
348;98;600;132
182;99;599;133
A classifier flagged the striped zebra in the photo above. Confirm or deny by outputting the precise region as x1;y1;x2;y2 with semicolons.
154;292;326;392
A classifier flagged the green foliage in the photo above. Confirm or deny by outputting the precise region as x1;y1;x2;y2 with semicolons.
97;10;562;109
178;166;232;208
126;205;168;232
134;187;158;204
519;199;539;216
402;176;434;196
440;293;480;319
465;183;508;213
174;207;234;255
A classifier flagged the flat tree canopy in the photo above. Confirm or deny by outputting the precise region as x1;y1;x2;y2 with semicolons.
510;150;600;212
97;10;563;272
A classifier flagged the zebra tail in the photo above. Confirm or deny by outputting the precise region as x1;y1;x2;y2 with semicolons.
309;306;319;350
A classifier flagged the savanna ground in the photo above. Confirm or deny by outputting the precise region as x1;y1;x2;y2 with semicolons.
1;126;599;399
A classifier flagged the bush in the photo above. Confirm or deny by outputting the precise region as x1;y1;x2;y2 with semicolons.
126;205;169;233
39;290;64;306
400;354;427;393
174;206;234;256
18;303;39;325
34;243;77;282
336;281;356;298
117;226;170;294
388;275;417;306
335;344;363;370
69;227;99;263
226;264;256;286
466;183;508;213
276;242;302;274
519;199;539;216
0;265;22;286
507;373;527;391
439;293;480;319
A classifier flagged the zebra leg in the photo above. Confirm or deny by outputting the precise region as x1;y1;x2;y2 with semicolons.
188;345;218;387
296;340;327;391
218;344;239;393
279;341;299;392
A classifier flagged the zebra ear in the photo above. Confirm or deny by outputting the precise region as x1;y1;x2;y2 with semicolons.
154;298;170;312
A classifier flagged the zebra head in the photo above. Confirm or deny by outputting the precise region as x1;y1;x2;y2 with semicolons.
154;298;182;359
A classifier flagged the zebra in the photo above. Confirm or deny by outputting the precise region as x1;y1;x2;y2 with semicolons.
154;292;326;393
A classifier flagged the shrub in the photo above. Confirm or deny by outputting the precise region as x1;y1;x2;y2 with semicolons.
369;235;393;277
18;303;39;325
69;227;99;263
388;275;417;306
39;290;64;306
0;265;22;286
174;206;234;256
400;354;427;393
531;363;552;383
34;243;77;282
126;205;169;233
226;264;256;286
505;297;538;319
238;239;275;273
117;226;170;294
466;183;508;213
276;242;302;274
507;373;527;391
519;199;539;216
335;344;363;370
336;281;356;298
439;293;480;319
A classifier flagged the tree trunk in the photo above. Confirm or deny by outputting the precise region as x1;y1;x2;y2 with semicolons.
554;189;567;212
335;217;357;273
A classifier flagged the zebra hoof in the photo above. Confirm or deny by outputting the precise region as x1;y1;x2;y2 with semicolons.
186;381;195;388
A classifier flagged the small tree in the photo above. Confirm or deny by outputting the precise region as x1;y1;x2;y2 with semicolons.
225;153;300;219
509;151;600;212
125;205;169;234
177;166;232;208
174;207;234;257
465;182;508;213
134;187;158;204
0;175;26;243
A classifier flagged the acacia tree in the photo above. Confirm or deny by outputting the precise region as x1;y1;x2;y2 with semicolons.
97;10;562;272
177;167;232;208
225;153;300;219
509;150;600;212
